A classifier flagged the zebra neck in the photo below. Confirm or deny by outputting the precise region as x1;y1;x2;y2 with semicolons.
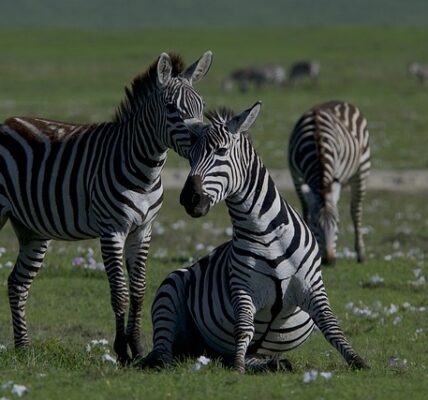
117;112;168;188
226;158;288;241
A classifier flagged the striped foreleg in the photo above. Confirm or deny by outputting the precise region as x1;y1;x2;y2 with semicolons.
302;281;368;369
124;227;151;360
8;239;50;347
231;287;256;373
100;234;129;364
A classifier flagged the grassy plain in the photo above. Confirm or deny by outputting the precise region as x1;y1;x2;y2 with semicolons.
0;28;427;399
0;28;428;169
0;189;427;399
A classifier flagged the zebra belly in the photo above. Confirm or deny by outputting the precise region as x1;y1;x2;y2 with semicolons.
187;257;314;356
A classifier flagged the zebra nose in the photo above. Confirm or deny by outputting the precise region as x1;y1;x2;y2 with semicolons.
180;175;210;218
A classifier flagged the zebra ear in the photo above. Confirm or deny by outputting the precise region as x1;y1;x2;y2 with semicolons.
157;53;173;87
181;51;213;84
227;101;262;135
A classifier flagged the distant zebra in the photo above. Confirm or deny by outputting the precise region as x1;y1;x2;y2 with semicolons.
222;64;286;92
408;62;428;83
143;103;368;372
288;101;370;265
289;60;320;84
0;51;212;363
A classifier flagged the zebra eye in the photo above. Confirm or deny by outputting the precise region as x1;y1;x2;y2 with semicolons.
216;147;228;156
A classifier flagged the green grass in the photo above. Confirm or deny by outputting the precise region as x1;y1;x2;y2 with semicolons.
1;27;428;169
0;189;427;399
0;27;427;398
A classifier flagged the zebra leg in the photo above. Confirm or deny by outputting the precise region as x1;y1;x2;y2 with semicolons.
231;291;256;373
8;239;50;347
140;270;190;369
300;285;368;369
100;233;130;365
350;172;367;263
124;227;151;360
244;354;293;373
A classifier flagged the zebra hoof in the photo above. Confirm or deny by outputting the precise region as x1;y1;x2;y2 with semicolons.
276;358;293;372
139;350;171;370
350;355;369;370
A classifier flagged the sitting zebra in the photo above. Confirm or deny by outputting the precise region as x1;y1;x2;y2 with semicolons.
0;51;212;364
288;101;370;265
142;103;368;373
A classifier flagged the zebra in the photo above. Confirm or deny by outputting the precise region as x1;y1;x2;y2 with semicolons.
0;50;212;364
222;64;286;92
408;62;428;84
288;101;370;265
289;61;320;84
142;103;368;373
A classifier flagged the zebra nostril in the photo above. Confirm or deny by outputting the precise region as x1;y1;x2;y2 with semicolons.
191;193;201;207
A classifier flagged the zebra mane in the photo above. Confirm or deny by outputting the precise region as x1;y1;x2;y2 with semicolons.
205;107;235;125
114;53;185;123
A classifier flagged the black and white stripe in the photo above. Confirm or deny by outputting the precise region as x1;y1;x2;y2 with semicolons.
288;101;370;264
144;103;368;372
0;51;212;363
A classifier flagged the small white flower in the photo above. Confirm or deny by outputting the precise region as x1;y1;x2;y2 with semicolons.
191;363;202;372
408;276;426;287
415;328;423;334
303;370;318;383
385;304;398;315
195;243;205;251
345;302;354;310
369;275;384;284
384;255;392;261
413;268;423;278
392;317;402;325
320;371;333;380
0;344;6;352
102;353;117;364
197;355;210;365
11;384;28;397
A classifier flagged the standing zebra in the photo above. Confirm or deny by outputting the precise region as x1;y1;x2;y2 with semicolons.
0;51;212;363
288;101;370;265
143;103;368;372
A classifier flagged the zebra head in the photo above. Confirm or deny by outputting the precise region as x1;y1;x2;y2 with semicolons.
301;182;340;265
180;102;262;218
157;51;212;157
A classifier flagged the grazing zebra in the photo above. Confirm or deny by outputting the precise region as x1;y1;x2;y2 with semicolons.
289;61;320;84
288;101;370;265
143;103;368;373
408;62;428;84
222;64;286;92
0;50;212;363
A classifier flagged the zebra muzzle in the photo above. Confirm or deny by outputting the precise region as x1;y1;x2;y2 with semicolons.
180;175;211;218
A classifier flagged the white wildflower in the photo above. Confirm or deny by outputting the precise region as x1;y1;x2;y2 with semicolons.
303;370;318;383
197;355;210;366
387;356;408;369
0;344;6;352
102;353;117;364
415;328;423;334
11;384;28;397
413;268;423;278
392;317;402;325
191;355;211;372
369;275;384;284
408;276;426;287
195;243;205;251
320;371;333;380
384;255;392;261
385;304;399;315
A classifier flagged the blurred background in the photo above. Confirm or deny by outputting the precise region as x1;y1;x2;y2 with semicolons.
0;0;427;170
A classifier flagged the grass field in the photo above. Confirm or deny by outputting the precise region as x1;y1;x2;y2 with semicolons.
1;28;428;169
0;27;427;399
0;189;427;399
